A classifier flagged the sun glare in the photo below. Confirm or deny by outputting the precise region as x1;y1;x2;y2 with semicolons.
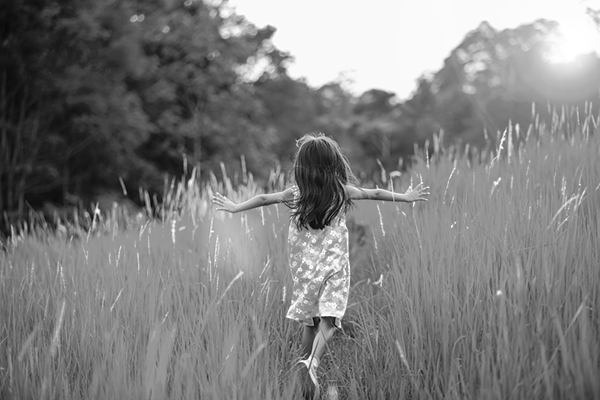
545;5;600;64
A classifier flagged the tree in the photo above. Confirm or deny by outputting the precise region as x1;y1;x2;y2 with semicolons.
131;0;280;179
352;89;399;164
411;19;600;148
0;0;298;220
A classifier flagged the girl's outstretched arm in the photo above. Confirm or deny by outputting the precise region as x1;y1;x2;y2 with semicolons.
212;187;294;213
346;183;429;203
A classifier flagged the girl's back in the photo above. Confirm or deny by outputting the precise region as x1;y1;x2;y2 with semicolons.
288;134;356;231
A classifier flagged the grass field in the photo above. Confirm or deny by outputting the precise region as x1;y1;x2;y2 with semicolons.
1;109;599;399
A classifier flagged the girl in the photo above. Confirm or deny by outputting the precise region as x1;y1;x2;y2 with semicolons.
212;133;429;396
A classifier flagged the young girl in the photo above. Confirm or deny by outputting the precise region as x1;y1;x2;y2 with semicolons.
212;133;429;396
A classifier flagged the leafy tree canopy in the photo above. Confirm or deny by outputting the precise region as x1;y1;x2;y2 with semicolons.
1;1;599;225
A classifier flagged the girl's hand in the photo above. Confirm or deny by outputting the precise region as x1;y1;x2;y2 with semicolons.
212;193;237;213
404;183;430;202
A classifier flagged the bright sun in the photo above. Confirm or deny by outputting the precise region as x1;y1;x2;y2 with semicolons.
545;5;600;64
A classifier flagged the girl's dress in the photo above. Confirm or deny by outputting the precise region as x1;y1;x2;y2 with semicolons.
286;186;350;327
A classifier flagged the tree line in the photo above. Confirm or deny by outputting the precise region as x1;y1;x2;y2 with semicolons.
1;0;599;222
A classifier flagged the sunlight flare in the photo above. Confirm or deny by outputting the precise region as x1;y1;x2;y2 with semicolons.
545;5;600;64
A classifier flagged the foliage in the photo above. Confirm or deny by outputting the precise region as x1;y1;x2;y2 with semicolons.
1;0;599;231
417;20;600;149
0;0;284;216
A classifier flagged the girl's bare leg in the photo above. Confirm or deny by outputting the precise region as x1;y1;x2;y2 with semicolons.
309;316;336;364
300;317;336;398
301;318;320;357
299;318;320;399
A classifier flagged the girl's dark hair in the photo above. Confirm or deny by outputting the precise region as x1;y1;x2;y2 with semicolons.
288;133;358;230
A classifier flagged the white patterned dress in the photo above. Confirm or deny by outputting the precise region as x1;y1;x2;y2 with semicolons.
286;187;350;327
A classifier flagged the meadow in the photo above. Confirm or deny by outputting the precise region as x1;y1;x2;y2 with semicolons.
1;108;599;399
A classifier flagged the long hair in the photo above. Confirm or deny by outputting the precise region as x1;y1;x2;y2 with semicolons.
288;133;358;230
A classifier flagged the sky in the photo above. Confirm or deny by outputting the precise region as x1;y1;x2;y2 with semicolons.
227;0;600;99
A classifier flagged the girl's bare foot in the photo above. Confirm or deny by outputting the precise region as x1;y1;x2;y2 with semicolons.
298;358;320;398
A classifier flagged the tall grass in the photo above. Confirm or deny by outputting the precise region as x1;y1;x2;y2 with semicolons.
1;108;599;399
